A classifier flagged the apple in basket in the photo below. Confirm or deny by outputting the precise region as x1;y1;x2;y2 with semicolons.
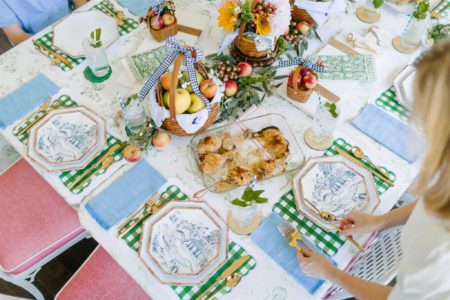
287;71;302;88
299;67;312;77
163;89;191;113
237;62;253;77
123;145;141;162
199;79;217;99
303;74;318;90
181;71;204;93
150;16;164;30
187;94;206;113
161;72;172;91
162;14;175;26
296;21;311;36
224;80;238;97
152;130;171;148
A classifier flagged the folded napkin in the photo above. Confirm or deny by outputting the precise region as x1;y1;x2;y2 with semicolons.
352;104;425;163
85;160;166;230
116;0;155;17
251;212;336;295
294;0;346;26
0;74;59;128
310;54;376;81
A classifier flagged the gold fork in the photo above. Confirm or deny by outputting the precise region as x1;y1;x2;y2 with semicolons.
278;222;314;254
117;196;172;238
117;193;160;235
17;102;61;135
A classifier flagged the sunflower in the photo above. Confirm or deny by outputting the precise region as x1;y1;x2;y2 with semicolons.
218;1;239;32
254;13;271;35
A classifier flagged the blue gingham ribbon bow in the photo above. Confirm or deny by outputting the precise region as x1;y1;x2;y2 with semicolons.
150;0;163;26
276;57;326;73
139;37;211;112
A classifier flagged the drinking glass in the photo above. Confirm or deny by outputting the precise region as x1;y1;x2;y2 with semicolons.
400;17;430;49
82;39;110;77
231;204;258;228
311;102;339;144
122;95;146;135
363;0;380;18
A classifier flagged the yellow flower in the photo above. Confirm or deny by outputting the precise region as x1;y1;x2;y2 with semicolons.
218;2;239;32
254;13;271;35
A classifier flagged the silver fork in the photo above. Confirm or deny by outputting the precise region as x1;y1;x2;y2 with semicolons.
278;222;314;253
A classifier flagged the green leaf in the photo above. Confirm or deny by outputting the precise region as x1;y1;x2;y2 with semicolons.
412;0;429;19
313;28;322;42
252;190;265;198
231;199;249;207
255;196;268;204
241;186;254;201
372;0;384;9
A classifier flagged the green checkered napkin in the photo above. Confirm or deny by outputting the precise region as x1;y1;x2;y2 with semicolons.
310;54;376;81
120;185;257;300
432;0;450;18
374;87;411;122
35;0;139;71
12;95;124;194
272;138;396;256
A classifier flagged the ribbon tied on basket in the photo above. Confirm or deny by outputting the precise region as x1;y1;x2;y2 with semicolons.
150;0;163;26
276;56;326;73
139;37;211;112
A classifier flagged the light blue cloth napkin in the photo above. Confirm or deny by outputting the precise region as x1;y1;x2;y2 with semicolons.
0;74;59;128
251;212;336;295
85;160;166;230
116;0;158;17
352;104;425;163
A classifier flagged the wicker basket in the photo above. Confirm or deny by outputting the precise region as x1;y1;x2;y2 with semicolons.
147;10;178;42
286;65;314;102
155;53;218;136
289;0;317;27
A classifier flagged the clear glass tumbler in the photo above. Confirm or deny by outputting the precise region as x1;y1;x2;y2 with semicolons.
231;204;258;228
83;39;110;77
311;102;339;144
122;95;146;135
401;17;430;49
363;0;380;18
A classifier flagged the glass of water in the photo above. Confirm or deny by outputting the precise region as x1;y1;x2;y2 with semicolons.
122;94;146;135
311;101;339;143
400;16;430;49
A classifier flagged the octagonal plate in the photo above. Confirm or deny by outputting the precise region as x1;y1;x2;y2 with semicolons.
139;201;228;285
292;155;380;231
53;11;119;57
27;106;106;172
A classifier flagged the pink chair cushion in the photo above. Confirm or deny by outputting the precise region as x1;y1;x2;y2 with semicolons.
0;159;84;275
56;247;151;300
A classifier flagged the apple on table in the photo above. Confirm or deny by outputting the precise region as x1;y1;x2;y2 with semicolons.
152;130;171;148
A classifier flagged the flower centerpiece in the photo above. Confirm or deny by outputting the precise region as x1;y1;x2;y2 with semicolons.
147;0;177;42
217;0;291;66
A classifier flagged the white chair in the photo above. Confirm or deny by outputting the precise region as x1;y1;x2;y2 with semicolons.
0;159;88;300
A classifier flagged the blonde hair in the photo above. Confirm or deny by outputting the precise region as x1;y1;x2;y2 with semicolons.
412;40;450;217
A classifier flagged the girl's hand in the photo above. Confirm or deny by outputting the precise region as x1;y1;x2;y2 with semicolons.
339;211;383;236
296;248;337;280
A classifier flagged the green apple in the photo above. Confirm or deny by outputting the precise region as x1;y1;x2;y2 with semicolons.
164;88;191;114
187;94;206;113
163;91;170;108
182;71;204;93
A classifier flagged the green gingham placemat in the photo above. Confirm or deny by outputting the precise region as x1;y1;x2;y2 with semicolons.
273;138;396;256
12;95;124;194
120;185;257;300
374;87;411;122
35;0;139;71
432;0;450;18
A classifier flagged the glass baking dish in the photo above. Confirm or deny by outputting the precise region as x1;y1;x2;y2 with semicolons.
188;113;305;192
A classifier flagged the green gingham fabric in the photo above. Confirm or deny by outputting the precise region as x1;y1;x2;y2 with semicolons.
120;185;257;300
272;138;396;256
12;95;124;194
374;87;411;122
35;0;139;71
432;0;450;18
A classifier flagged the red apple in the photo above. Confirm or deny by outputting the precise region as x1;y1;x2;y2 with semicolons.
123;145;141;162
224;80;238;97
162;14;175;26
199;79;217;99
237;62;252;77
296;21;311;36
303;74;317;90
161;72;172;91
150;16;164;30
287;71;302;88
300;67;311;77
152;130;171;148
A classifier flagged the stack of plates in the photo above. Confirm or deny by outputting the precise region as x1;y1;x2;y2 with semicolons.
393;65;416;111
292;155;380;231
139;201;229;285
27;106;106;172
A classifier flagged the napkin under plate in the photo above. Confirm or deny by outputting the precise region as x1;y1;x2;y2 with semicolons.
0;74;59;128
85;160;166;230
352;104;425;163
251;212;336;295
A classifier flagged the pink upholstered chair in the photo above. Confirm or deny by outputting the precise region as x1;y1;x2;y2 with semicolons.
0;159;87;300
56;246;151;300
